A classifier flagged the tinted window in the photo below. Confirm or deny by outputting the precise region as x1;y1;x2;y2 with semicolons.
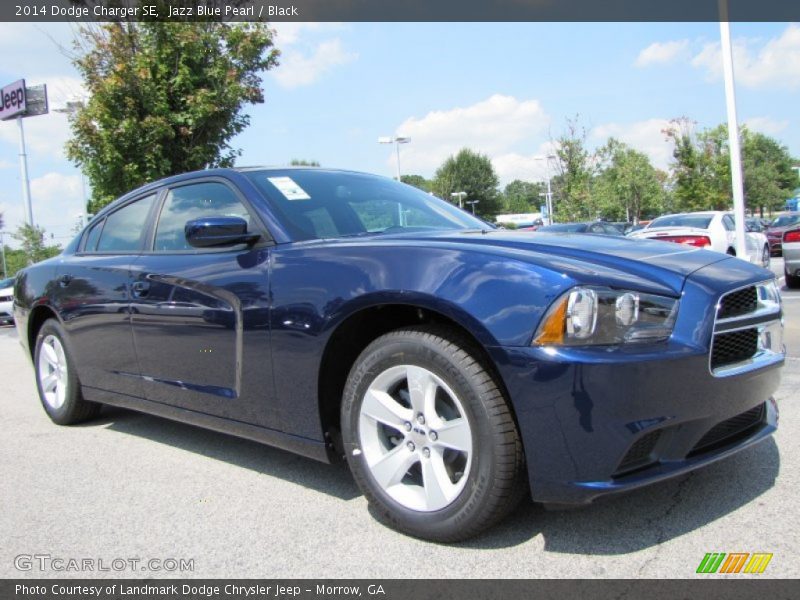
244;170;485;241
82;219;104;252
770;214;800;227
649;214;713;230
154;182;253;252
96;194;156;252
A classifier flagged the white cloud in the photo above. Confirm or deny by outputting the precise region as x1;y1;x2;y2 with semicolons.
591;119;674;170
272;38;357;88
744;116;790;135
0;172;85;247
270;23;343;46
691;24;800;89
0;110;72;160
391;94;551;179
635;39;690;67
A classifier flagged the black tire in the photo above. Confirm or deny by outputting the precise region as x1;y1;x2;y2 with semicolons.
727;247;736;256
33;319;100;425
786;269;800;289
762;246;770;269
341;325;526;542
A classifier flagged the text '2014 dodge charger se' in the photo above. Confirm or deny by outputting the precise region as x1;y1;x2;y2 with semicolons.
13;168;784;542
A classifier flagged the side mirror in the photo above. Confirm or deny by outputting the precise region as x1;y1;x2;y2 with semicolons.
185;217;261;248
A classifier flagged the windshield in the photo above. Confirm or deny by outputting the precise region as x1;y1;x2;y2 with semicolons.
538;223;588;232
0;277;13;289
649;214;713;229
244;169;486;241
770;214;800;228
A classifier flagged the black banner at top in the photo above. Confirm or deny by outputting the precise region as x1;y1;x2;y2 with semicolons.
3;0;800;22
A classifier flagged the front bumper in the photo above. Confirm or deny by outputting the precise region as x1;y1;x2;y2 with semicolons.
488;260;783;506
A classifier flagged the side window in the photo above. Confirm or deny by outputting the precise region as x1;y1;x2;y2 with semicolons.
722;215;735;231
96;194;157;252
82;219;104;252
154;182;254;252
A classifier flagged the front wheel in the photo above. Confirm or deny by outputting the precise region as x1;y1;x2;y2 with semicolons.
34;319;100;425
341;326;526;542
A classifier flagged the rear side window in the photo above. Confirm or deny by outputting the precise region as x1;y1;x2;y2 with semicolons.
82;219;104;252
722;215;735;231
154;182;254;252
96;194;157;252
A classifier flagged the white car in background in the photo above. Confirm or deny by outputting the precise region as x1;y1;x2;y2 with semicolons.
627;211;770;267
0;277;14;326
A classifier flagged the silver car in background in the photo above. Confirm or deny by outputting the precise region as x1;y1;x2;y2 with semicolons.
783;227;800;289
0;277;14;326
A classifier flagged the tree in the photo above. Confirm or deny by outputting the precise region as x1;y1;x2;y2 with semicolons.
67;21;279;213
13;224;62;267
400;174;432;192
432;149;501;217
741;129;797;216
550;117;595;220
593;139;666;222
501;180;545;214
290;159;320;166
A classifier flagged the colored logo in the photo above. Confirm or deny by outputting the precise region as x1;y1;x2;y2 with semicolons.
696;552;773;574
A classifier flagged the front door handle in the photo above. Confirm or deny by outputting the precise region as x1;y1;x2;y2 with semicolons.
131;280;150;298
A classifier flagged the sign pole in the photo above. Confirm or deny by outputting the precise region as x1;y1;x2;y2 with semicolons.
16;115;33;226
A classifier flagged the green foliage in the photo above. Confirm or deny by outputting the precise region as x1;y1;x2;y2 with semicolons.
664;119;796;214
551;117;595;220
9;224;62;273
432;148;501;218
290;159;320;166
593;139;666;222
502;180;545;214
67;21;279;213
400;174;432;192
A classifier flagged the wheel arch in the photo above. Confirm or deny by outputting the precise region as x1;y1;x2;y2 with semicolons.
27;304;61;360
317;299;517;457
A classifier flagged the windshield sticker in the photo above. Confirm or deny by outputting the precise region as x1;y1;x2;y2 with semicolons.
268;176;311;200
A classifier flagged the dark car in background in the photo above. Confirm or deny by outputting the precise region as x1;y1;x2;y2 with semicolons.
13;168;784;542
536;221;625;235
767;212;800;256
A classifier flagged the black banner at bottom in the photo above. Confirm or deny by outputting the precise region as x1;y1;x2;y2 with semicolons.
2;579;799;600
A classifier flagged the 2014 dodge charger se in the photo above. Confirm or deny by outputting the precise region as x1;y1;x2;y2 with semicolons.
13;168;785;542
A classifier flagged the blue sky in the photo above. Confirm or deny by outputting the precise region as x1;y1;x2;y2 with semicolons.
1;21;799;245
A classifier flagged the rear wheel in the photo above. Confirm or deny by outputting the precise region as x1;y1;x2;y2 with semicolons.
761;246;770;268
341;326;526;542
786;269;800;290
34;319;100;425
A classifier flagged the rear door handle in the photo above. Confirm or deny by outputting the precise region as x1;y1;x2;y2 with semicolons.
131;281;150;298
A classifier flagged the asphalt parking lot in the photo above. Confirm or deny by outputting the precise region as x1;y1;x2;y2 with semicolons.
1;258;798;579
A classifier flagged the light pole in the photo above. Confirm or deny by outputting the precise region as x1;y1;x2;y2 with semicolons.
55;101;88;211
534;154;556;224
466;200;479;215
378;135;411;181
451;191;467;208
0;230;9;278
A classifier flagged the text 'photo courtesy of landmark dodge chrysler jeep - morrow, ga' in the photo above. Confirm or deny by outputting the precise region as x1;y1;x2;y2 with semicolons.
13;168;784;542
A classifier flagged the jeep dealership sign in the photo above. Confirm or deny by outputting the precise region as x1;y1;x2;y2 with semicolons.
0;79;26;120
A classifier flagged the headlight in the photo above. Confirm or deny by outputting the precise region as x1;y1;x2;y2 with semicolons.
533;286;679;346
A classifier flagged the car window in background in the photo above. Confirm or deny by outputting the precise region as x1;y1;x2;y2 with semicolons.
96;194;157;253
244;169;486;241
154;182;254;251
770;214;800;227
538;223;588;233
649;214;714;229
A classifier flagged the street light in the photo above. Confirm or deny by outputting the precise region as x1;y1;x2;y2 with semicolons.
534;154;556;225
378;135;411;181
466;200;479;215
451;191;467;208
55;101;88;211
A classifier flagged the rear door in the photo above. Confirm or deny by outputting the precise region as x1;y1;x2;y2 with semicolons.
128;178;277;427
55;192;159;399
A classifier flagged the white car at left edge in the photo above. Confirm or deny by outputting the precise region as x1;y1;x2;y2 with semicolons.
0;277;14;326
627;211;770;268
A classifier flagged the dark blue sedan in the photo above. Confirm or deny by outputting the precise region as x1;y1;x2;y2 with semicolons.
13;168;784;541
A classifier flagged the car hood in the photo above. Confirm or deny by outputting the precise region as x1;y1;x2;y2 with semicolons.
316;230;743;297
